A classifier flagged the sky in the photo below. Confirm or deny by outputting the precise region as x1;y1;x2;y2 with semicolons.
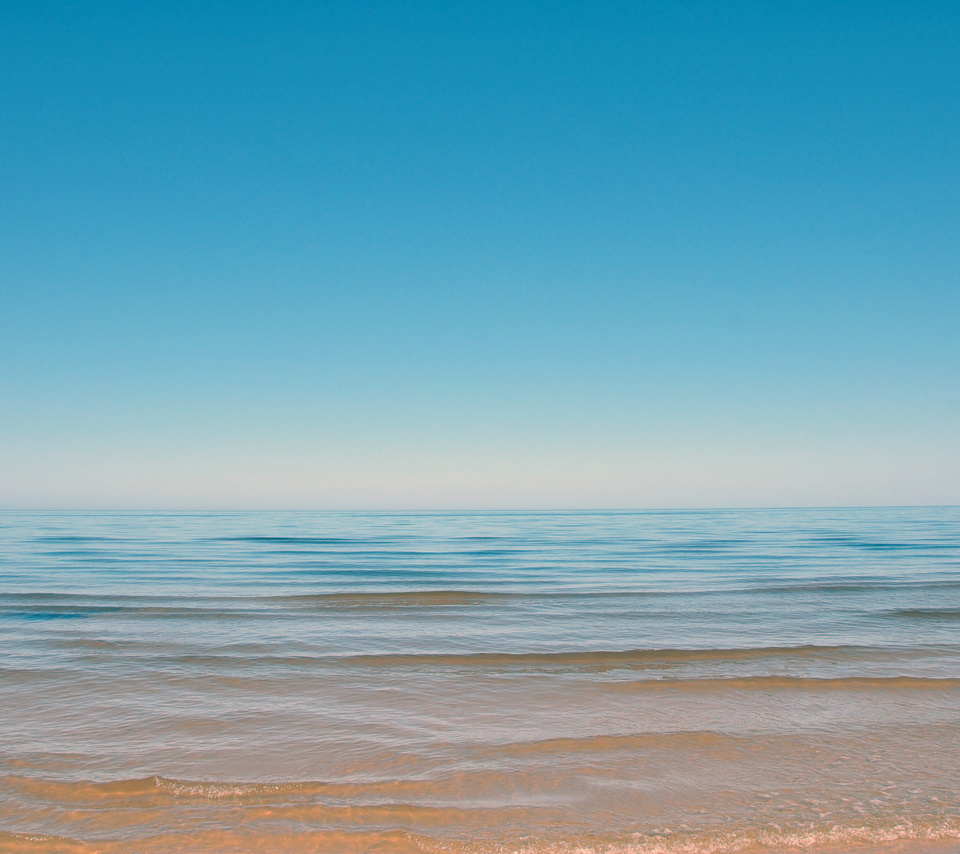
1;0;958;509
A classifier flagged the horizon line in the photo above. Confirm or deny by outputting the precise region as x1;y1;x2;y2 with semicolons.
1;504;957;514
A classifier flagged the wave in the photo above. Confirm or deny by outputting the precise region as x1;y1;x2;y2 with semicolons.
275;590;519;606
143;644;960;674
751;579;960;592
3;774;361;805
336;644;946;669
602;674;960;692
3;814;960;854
0;828;427;854
0;603;270;621
475;822;960;854
9;577;960;605
887;608;960;621
207;536;369;545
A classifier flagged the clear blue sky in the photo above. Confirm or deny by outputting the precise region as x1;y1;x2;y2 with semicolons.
2;1;958;509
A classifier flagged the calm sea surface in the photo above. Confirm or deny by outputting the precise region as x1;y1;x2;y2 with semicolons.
2;508;960;854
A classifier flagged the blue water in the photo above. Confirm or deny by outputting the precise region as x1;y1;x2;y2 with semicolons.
1;508;960;853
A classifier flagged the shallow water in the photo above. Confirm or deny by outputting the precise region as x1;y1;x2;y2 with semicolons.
1;508;959;853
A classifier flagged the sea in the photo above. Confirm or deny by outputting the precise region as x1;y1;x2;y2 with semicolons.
1;508;959;854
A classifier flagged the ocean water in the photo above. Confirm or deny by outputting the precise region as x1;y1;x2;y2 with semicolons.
1;508;960;854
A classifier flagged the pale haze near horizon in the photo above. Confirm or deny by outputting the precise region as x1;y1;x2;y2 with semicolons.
1;1;958;510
